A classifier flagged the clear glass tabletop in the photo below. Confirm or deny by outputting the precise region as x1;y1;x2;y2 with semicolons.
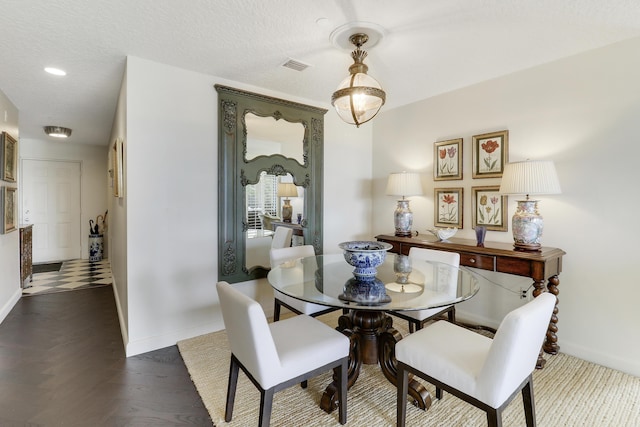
267;253;480;311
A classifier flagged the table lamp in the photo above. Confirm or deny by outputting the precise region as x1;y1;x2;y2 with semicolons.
499;160;561;251
277;183;298;223
386;172;423;237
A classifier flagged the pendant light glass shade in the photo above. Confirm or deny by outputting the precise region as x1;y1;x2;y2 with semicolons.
331;33;386;127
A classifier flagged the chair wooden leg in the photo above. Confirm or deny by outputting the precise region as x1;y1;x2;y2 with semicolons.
435;387;443;400
522;376;536;426
397;363;409;427
337;359;347;425
448;306;456;323
225;357;240;422
487;408;502;427
273;300;282;321
259;388;275;427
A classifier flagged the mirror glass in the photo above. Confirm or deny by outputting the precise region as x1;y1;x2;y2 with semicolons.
244;114;306;273
245;173;304;269
245;113;305;163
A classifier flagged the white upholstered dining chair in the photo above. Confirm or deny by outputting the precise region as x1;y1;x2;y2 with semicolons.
271;226;293;249
269;245;342;321
396;292;556;427
216;281;349;426
389;247;460;332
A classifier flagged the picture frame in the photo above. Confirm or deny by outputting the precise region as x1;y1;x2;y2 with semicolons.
472;186;507;231
1;186;17;233
472;130;508;178
434;138;462;180
434;187;463;228
1;131;18;183
112;138;123;197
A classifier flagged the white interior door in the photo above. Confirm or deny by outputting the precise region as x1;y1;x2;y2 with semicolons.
21;159;81;262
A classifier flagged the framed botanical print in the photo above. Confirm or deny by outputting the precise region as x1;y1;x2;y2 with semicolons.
472;186;507;231
1;186;17;233
434;138;462;180
472;130;508;178
434;187;463;228
1;131;18;182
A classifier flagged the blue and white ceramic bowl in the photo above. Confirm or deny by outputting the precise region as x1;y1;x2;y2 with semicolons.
338;241;393;280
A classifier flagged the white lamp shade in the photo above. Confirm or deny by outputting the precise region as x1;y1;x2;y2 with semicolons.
386;172;423;197
499;160;561;196
277;183;298;198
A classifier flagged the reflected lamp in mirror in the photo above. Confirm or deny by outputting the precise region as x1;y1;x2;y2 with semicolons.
277;183;298;223
386;172;423;237
499;160;561;251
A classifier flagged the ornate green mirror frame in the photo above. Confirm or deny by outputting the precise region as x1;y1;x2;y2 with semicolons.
216;85;327;283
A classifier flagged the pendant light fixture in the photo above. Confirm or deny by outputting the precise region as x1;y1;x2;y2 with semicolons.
331;30;386;127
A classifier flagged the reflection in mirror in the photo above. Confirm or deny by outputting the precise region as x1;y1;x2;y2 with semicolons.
245;173;305;269
245;113;305;163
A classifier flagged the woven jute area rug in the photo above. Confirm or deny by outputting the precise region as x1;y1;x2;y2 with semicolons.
178;312;640;426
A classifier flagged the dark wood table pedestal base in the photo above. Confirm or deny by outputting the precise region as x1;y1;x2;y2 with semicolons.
320;311;432;413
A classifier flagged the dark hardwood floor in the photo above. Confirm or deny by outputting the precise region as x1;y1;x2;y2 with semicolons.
0;286;213;426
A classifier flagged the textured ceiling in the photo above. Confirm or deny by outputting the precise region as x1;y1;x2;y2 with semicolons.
2;0;640;146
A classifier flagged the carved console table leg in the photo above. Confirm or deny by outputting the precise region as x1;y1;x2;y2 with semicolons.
379;328;432;410
532;279;548;369
544;275;560;355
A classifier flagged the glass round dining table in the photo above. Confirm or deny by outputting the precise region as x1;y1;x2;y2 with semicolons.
267;253;481;413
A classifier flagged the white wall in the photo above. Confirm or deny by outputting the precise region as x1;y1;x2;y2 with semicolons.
118;57;372;356
0;89;21;323
108;67;128;339
372;37;640;376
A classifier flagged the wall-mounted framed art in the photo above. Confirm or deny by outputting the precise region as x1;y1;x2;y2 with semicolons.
111;138;123;197
434;187;463;228
472;130;508;178
471;185;508;231
434;138;462;181
1;186;17;233
1;131;18;183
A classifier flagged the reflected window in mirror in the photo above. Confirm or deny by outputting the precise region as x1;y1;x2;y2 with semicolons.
246;171;278;238
245;113;305;164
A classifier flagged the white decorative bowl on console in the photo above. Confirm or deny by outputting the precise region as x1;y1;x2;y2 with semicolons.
339;241;393;280
427;227;458;241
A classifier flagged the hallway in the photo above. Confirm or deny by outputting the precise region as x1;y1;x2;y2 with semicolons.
0;285;212;425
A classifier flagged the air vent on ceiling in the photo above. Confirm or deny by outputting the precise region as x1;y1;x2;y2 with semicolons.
281;58;311;71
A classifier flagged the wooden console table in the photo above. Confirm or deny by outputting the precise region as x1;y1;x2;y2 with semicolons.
19;225;34;287
376;233;566;368
271;220;303;237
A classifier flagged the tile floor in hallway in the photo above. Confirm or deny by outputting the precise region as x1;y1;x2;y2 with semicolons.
22;259;113;296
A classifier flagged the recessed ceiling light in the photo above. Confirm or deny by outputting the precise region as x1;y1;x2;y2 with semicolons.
44;67;66;76
44;126;72;138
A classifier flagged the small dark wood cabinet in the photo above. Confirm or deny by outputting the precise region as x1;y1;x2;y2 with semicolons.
376;233;566;368
19;224;33;287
